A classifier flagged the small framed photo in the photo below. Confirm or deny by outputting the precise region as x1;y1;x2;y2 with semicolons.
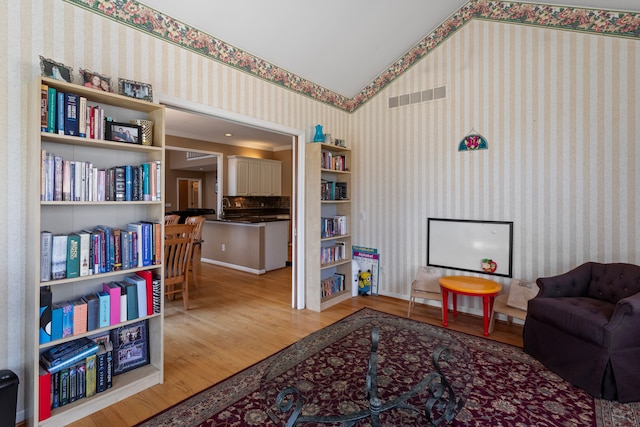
105;121;142;144
110;320;149;376
40;56;73;83
118;78;153;102
80;68;113;92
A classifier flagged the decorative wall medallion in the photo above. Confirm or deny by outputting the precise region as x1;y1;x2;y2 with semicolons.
459;132;488;151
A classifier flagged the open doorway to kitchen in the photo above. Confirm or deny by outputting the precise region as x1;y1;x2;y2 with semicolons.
159;96;306;309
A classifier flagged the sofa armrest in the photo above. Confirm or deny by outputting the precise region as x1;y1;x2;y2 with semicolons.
605;292;640;336
535;262;593;298
604;292;640;348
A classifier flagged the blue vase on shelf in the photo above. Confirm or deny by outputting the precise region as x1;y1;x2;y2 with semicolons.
313;125;324;142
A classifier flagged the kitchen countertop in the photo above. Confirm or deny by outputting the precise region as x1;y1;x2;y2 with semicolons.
206;216;289;225
201;218;290;274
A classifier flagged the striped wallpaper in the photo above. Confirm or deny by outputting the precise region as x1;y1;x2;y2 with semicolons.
352;19;639;303
0;1;638;420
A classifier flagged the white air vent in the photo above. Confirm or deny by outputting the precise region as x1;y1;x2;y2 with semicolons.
186;152;214;160
388;84;447;109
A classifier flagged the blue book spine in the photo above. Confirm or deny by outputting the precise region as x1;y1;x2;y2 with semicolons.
51;303;63;341
124;165;133;201
97;291;110;328
83;294;99;331
46;345;99;374
142;163;151;201
64;93;79;136
61;302;74;338
57;91;65;135
47;87;57;133
142;222;151;266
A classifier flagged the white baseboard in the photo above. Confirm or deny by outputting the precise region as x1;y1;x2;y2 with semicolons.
201;258;266;275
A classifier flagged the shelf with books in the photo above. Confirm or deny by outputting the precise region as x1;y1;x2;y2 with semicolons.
321;233;352;243
40;142;162;202
38;313;161;351
305;142;353;312
41;200;162;206
27;76;166;426
40;131;163;153
320;258;352;270
38;265;162;288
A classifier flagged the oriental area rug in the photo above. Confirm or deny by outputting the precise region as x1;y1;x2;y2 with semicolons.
138;308;639;427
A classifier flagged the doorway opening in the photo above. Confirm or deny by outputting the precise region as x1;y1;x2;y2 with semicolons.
159;96;306;309
177;178;203;210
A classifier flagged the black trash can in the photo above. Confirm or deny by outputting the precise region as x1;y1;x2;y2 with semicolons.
0;370;19;427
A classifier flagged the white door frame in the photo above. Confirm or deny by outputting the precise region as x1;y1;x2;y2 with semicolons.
158;95;307;309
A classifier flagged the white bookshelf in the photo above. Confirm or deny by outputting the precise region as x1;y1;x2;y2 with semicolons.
305;142;353;311
26;77;166;426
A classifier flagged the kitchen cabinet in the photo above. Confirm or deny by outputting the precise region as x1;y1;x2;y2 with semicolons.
260;160;282;196
227;156;281;196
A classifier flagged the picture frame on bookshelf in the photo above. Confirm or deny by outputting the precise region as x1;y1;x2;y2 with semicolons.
91;332;111;346
39;56;73;83
110;320;149;375
105;121;142;144
80;68;113;92
118;78;153;102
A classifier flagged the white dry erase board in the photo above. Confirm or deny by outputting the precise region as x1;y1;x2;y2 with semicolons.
427;218;513;277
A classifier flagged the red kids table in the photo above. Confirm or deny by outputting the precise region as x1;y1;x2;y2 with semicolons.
439;276;502;336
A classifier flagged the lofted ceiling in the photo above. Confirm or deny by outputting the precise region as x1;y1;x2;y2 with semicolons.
139;0;638;151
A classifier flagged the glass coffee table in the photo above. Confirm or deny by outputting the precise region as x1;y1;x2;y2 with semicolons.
261;313;473;426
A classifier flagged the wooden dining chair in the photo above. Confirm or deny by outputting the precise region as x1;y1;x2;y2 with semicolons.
164;224;196;310
184;215;206;288
164;214;180;225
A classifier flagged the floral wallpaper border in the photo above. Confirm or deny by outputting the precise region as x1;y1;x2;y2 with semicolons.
64;0;639;112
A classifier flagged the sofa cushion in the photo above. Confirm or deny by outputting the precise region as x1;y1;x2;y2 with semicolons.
528;297;615;346
586;263;640;304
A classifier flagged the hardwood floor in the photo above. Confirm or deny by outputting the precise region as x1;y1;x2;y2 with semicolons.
69;262;523;427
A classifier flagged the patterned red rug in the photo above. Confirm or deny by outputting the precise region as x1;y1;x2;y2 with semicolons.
138;308;639;426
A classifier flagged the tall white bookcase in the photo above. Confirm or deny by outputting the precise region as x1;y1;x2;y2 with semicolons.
26;77;166;426
305;142;353;311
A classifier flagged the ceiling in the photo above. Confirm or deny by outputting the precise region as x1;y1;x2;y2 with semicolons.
165;107;294;151
144;0;638;152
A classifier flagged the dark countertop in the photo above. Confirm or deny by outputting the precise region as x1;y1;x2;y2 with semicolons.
211;215;290;224
166;208;216;223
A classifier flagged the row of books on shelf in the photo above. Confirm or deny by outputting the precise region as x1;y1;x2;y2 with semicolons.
321;241;346;265
321;215;347;238
321;180;348;201
41;83;108;140
321;273;346;298
42;149;162;202
40;222;162;282
38;338;111;421
38;320;149;421
39;270;159;344
321;151;347;171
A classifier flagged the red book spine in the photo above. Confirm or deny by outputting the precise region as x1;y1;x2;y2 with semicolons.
88;106;95;139
38;365;51;421
136;270;154;316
